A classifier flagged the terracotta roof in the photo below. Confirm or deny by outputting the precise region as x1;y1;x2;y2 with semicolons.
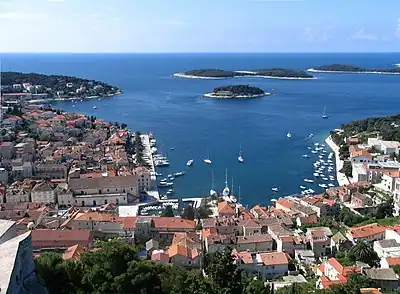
151;251;169;262
168;244;199;259
360;288;382;294
327;257;344;273
349;223;386;239
172;232;201;250
385;257;400;266
299;215;318;225
217;201;236;215
237;234;272;244
29;229;93;249
152;217;196;230
62;244;85;260
259;252;288;266
234;251;253;264
319;276;346;288
74;212;114;222
276;198;295;209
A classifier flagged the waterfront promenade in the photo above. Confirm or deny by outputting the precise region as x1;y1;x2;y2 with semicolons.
325;135;350;186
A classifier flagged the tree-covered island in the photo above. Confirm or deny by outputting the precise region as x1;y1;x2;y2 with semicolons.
203;85;267;99
173;68;314;79
309;64;400;74
1;72;122;102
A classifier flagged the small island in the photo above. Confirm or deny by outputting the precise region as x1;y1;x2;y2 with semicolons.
203;85;268;99
1;72;122;103
173;68;314;79
308;64;400;74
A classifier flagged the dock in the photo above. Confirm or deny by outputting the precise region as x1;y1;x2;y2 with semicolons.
182;197;203;209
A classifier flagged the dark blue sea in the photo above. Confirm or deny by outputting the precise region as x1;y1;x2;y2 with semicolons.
2;53;400;207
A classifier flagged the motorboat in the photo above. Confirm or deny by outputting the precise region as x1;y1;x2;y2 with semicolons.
322;177;329;181
155;172;162;176
238;145;244;163
304;178;314;183
93;106;97;109
204;158;212;164
300;185;306;189
322;106;328;119
186;159;194;166
174;171;185;177
167;174;173;178
313;173;320;177
302;154;310;158
319;183;328;188
311;150;318;154
272;187;279;192
328;183;335;187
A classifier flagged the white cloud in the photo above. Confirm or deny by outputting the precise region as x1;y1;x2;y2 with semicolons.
396;18;400;38
0;11;45;21
300;26;331;42
46;0;66;2
351;28;378;41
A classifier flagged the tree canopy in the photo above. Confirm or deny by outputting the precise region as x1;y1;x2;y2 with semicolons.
35;242;275;294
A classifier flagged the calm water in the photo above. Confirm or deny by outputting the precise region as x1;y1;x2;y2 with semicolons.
2;53;400;206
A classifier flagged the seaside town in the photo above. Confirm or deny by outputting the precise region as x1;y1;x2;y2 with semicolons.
1;78;400;294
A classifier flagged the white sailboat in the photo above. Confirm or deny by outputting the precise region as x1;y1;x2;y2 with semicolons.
238;145;244;163
272;187;279;192
204;150;212;164
209;170;217;196
186;159;194;166
322;106;328;119
222;168;230;196
287;132;292;138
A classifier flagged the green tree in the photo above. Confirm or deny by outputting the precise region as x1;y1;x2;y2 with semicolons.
349;241;379;267
121;123;127;129
376;198;393;219
161;205;174;217
204;248;243;294
35;252;75;294
182;205;196;220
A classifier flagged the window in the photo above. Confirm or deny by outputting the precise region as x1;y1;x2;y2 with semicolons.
81;201;85;207
116;199;119;204
104;199;108;204
93;200;97;206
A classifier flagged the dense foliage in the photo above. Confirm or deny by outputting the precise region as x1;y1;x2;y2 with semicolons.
340;161;352;177
183;68;314;78
184;69;236;77
212;85;265;96
252;68;313;78
2;71;120;98
313;64;400;73
35;242;274;294
335;241;379;267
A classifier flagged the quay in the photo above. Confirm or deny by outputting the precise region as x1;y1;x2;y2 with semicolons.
182;197;203;209
325;135;350;186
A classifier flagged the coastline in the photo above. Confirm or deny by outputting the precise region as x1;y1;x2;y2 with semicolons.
203;92;269;99
173;72;316;80
307;68;400;75
26;91;123;104
325;135;350;186
172;73;228;80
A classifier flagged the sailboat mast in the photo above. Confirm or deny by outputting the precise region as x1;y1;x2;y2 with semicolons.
211;170;214;190
238;185;241;203
225;168;228;188
231;177;234;195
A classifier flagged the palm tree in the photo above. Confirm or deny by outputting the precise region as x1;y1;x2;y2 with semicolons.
351;241;379;266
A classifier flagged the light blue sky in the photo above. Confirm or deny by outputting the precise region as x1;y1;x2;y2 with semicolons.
0;0;399;52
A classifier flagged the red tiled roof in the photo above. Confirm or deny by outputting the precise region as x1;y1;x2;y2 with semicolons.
299;215;318;225
217;201;236;215
151;251;169;262
349;223;386;239
29;229;93;249
276;198;295;209
152;217;196;230
385;257;400;266
259;252;289;266
62;244;85;260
